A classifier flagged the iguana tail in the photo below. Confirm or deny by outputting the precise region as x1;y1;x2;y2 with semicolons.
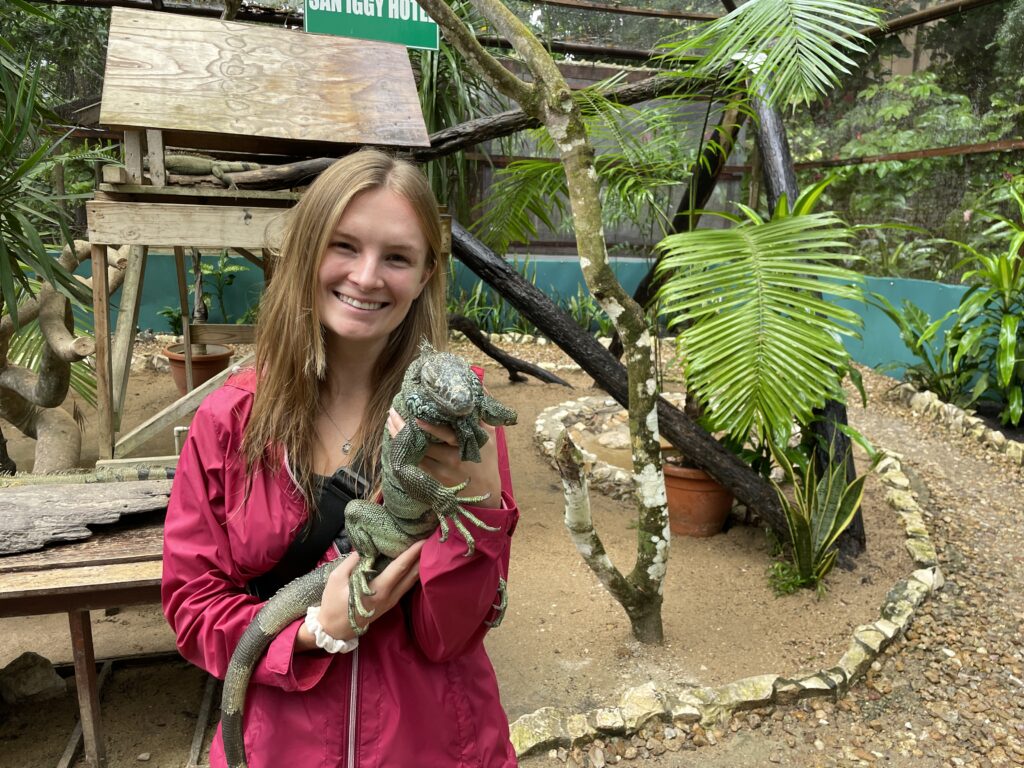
221;557;346;768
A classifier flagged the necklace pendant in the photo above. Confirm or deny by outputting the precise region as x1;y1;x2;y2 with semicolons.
342;441;352;455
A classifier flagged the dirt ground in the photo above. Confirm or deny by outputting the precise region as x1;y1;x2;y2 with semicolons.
0;341;910;767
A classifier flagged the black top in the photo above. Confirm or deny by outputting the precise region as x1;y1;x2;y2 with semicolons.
247;462;368;601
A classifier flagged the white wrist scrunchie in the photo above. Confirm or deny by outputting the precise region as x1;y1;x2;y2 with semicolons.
304;606;359;654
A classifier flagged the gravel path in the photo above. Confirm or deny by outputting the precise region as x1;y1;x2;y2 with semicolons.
523;364;1024;768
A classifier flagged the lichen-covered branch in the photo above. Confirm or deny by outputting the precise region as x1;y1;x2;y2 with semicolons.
430;0;669;642
556;431;663;640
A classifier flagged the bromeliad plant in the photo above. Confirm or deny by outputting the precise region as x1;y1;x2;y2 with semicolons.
767;440;874;595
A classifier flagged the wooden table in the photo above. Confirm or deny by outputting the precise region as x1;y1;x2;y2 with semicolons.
0;523;164;768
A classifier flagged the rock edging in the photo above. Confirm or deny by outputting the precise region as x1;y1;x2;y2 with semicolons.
511;396;942;759
887;383;1024;466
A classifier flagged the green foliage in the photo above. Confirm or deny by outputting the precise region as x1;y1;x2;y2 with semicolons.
446;256;538;335
657;0;881;108
157;305;183;336
201;251;251;323
563;285;615;338
0;3;108;106
655;179;864;445
854;226;952;281
412;1;507;222
472;91;700;255
767;440;871;596
870;295;982;409
950;186;1024;426
0;62;96;326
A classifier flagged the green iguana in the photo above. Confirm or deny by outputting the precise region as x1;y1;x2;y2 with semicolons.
221;340;518;768
0;465;176;488
162;154;261;187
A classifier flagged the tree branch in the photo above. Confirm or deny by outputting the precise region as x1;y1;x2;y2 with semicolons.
448;313;572;387
416;0;534;105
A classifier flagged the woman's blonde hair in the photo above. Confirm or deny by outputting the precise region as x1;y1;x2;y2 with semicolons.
242;149;448;507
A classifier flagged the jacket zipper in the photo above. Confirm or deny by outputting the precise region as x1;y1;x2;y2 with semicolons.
346;646;359;768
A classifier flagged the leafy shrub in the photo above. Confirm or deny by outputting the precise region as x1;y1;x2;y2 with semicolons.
767;441;872;596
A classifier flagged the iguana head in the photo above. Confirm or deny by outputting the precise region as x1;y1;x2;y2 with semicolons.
417;342;479;419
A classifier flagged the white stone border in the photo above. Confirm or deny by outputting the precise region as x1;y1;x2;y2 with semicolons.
510;396;943;758
887;383;1024;466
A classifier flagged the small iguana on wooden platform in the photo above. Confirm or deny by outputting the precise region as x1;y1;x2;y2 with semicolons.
162;154;261;187
220;340;517;768
0;465;175;488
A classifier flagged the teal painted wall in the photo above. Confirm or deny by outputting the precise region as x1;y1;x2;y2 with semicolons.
98;253;967;374
839;276;968;370
95;252;265;332
449;255;651;303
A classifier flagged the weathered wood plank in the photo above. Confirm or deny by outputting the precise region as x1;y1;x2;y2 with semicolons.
110;245;147;425
145;128;166;187
0;524;164;574
0;560;163;600
123;130;144;183
113;352;253;459
100;7;428;148
0;481;172;556
97;183;299;203
92;243;114;460
86;201;283;249
189;323;255;345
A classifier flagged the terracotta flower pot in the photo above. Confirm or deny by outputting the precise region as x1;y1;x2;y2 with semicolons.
163;343;234;395
663;463;734;537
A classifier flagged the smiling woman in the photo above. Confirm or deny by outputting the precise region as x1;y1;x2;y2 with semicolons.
160;149;519;768
316;186;432;354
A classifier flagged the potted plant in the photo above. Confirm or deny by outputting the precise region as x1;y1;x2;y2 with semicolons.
661;447;734;537
162;249;248;394
654;180;866;536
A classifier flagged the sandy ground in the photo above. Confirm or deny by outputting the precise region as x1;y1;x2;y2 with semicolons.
0;341;910;767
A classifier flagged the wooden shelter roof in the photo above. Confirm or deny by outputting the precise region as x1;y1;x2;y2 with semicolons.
100;7;429;155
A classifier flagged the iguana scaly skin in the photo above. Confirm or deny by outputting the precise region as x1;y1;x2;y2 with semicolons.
0;465;175;487
162;154;261;187
220;341;517;768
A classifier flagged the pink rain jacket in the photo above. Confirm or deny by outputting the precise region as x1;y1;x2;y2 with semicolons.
161;370;519;768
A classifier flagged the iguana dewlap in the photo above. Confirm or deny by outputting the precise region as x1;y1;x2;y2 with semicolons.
220;340;517;768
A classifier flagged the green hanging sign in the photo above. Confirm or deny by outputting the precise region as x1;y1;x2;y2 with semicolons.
304;0;439;50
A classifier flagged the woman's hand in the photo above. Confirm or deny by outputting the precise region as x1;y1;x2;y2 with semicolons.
297;541;424;651
387;408;503;509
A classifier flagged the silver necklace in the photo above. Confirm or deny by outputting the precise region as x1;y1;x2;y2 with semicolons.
322;407;357;455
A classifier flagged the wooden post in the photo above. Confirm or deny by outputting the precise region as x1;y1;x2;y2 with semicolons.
110;246;148;429
91;244;114;460
68;610;107;768
173;246;194;392
122;130;144;184
145;129;165;187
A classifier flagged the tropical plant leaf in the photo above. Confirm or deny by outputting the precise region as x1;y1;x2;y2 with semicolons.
657;0;881;107
655;210;863;441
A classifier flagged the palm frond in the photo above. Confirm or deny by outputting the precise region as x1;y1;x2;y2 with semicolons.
658;0;881;108
655;211;863;441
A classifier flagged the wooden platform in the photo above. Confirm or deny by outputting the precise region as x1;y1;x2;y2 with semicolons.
0;523;165;768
